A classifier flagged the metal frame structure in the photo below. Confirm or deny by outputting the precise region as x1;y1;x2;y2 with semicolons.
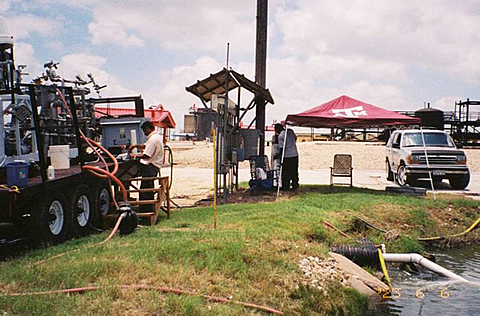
186;68;274;203
449;99;480;146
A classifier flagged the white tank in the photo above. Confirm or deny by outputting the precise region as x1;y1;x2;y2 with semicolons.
0;16;14;46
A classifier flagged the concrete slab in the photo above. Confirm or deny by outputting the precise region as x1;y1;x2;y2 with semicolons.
329;252;389;301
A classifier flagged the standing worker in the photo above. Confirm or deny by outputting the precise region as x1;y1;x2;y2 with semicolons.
129;120;164;211
275;123;299;191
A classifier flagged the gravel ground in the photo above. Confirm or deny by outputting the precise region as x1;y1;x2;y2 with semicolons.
170;141;480;172
166;141;480;205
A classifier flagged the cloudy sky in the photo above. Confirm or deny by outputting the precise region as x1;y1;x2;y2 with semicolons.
3;0;480;130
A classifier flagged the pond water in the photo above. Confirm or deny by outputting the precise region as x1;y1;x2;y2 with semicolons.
375;245;480;315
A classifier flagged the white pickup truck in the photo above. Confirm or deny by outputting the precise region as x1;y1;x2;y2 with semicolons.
385;129;470;189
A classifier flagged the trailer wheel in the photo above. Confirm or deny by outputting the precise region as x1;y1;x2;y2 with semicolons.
93;181;112;227
35;192;68;244
69;185;93;236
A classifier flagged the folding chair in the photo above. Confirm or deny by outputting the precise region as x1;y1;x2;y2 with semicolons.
330;154;353;187
249;155;271;180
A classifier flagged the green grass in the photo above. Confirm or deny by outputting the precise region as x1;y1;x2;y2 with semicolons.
1;185;479;315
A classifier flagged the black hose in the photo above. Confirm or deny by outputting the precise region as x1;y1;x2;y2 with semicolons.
164;145;174;190
353;215;387;233
330;241;379;268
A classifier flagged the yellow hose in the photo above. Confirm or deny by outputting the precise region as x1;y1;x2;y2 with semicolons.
377;249;393;292
418;217;480;241
0;185;19;193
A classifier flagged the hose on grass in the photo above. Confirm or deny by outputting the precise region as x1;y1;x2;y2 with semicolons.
33;213;127;265
0;284;284;315
352;215;387;233
322;220;352;239
418;217;480;241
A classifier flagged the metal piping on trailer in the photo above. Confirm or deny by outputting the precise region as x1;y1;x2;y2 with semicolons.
381;253;469;282
56;88;136;234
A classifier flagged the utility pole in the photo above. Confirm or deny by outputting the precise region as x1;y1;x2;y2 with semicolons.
255;0;268;158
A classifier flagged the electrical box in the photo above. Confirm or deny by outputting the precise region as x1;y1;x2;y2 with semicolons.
211;94;237;116
239;128;259;160
100;117;148;154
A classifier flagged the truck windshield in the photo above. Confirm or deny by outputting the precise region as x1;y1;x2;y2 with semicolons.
403;132;455;147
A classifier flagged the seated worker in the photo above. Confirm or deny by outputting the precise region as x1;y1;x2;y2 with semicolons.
248;167;272;195
129;121;164;212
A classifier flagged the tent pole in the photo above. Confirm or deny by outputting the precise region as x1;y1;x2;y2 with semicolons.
420;127;436;200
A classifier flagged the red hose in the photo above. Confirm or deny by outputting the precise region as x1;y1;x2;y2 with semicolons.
55;87;125;207
83;166;127;202
33;214;126;265
99;213;125;245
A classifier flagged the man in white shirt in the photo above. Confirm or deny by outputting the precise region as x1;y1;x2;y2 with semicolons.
129;120;164;211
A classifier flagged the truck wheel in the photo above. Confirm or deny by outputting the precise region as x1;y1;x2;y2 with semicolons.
386;159;394;181
449;173;470;190
69;185;93;236
93;181;112;228
396;164;409;186
35;192;68;244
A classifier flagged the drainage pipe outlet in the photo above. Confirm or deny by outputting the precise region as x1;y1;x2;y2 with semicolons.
382;253;468;283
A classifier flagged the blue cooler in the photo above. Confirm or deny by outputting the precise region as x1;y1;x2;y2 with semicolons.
6;162;29;187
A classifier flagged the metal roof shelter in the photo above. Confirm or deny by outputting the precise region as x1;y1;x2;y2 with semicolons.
186;68;274;203
186;68;274;105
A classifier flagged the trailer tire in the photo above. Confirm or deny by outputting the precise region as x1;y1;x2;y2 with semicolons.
69;185;93;236
93;180;112;228
35;192;69;244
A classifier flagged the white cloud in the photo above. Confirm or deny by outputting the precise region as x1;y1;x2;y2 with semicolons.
57;53;137;97
433;96;462;112
86;1;256;54
143;56;223;129
0;0;13;13
344;81;412;111
275;0;480;83
14;42;43;82
7;14;62;40
5;0;480;130
88;19;144;48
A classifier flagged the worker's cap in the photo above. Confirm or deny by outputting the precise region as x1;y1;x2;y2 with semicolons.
140;120;154;130
274;123;284;133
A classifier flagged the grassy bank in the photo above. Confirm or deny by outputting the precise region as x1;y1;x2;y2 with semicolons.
1;186;479;315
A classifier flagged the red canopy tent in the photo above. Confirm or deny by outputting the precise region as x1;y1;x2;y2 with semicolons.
285;95;420;128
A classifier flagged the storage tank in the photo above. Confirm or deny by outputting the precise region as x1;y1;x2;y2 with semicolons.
415;108;444;130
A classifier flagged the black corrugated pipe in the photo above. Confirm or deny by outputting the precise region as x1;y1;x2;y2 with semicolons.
330;241;379;268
